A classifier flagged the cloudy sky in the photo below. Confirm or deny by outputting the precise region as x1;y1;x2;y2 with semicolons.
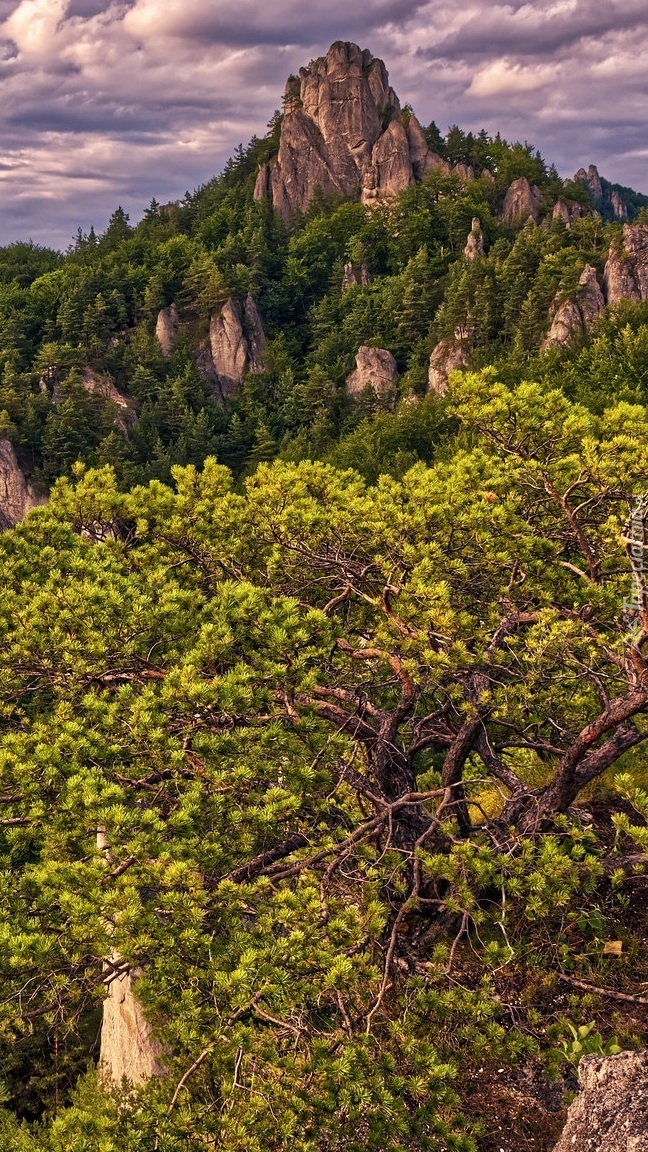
0;0;646;249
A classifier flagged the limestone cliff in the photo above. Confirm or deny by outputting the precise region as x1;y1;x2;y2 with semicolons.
574;164;603;204
253;42;449;220
81;368;137;434
541;265;605;351
346;346;397;398
428;334;471;396
0;439;44;529
198;294;267;403
552;199;583;227
603;223;648;305
502;177;542;227
155;303;179;357
464;217;484;261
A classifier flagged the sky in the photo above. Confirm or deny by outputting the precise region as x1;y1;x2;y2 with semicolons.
0;0;647;250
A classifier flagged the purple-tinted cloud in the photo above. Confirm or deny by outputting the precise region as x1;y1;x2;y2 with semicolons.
0;0;644;249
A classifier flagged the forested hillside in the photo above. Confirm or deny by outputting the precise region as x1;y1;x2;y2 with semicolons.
1;39;648;1152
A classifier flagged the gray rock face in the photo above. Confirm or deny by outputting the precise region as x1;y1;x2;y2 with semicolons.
611;189;628;220
81;368;137;434
453;162;475;181
100;966;166;1086
553;1051;648;1152
574;164;603;203
428;334;471;396
502;177;542;226
406;113;450;180
346;346;397;398
553;199;583;226
541;265;605;351
342;262;370;290
254;42;452;220
604;223;648;305
464;217;484;261
199;294;267;403
155;303;179;357
0;439;44;529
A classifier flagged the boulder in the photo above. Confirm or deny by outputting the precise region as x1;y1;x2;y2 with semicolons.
604;223;648;305
553;1050;648;1152
541;265;605;351
100;965;166;1086
502;177;542;226
155;303;179;357
464;217;484;261
254;41;454;219
346;346;397;398
428;334;471;396
0;439;44;529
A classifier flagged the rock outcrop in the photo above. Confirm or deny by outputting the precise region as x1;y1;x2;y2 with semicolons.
254;42;449;220
464;217;484;261
199;294;267;403
81;368;137;434
155;303;179;357
502;177;542;226
603;223;648;305
428;333;471;396
611;189;628;220
346;346;397;398
553;199;583;227
574;163;603;204
100;966;166;1086
0;439;44;529
342;262;370;290
553;1050;648;1152
541;265;605;351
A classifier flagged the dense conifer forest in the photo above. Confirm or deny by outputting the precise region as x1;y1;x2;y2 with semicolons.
1;87;648;1151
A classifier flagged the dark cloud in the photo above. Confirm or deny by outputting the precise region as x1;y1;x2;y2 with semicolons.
0;0;644;248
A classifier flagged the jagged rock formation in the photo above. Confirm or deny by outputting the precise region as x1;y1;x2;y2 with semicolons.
346;346;397;398
199;294;267;402
0;440;44;529
611;190;628;220
81;368;137;434
100;966;166;1086
574;164;629;221
604;223;648;305
553;1051;648;1151
541;265;605;351
464;217;484;261
427;333;471;396
553;199;583;227
502;177;542;226
155;303;179;357
342;262;370;290
453;162;475;181
253;42;449;220
575;164;603;204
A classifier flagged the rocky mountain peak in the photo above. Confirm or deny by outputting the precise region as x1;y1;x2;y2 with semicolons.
254;41;450;220
574;163;603;202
